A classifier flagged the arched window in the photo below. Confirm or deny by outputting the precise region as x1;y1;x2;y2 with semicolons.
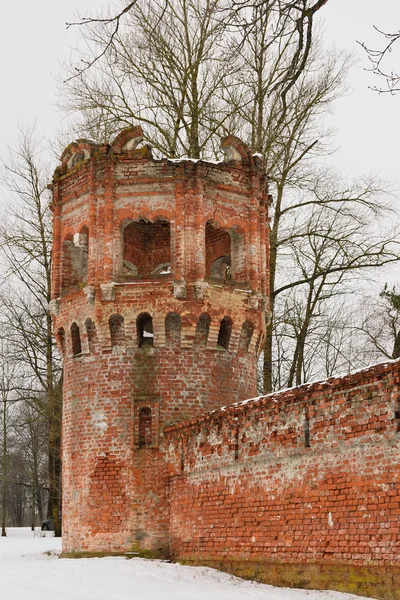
85;318;96;353
238;321;254;353
139;407;153;448
57;327;66;355
205;222;231;281
61;227;88;294
137;313;154;347
122;219;171;277
109;314;125;347
165;313;181;347
205;221;245;283
71;323;82;356
217;316;232;350
194;313;211;347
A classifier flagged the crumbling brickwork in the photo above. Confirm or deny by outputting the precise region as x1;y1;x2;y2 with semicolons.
51;127;400;599
50;127;268;555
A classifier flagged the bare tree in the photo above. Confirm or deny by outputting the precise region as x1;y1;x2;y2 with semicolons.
0;129;62;536
357;285;400;362
360;26;400;93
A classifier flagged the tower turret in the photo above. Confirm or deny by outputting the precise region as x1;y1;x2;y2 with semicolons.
50;127;269;555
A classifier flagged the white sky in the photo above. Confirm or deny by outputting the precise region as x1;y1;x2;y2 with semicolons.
0;0;399;182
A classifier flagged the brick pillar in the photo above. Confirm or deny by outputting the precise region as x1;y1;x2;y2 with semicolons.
103;161;115;282
174;165;185;282
249;175;260;292
51;183;62;300
87;161;97;287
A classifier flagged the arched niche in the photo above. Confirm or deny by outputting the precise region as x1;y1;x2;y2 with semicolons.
71;323;82;356
217;316;233;351
194;313;211;347
85;318;97;354
165;313;181;347
122;218;171;278
109;315;125;348
205;222;245;283
61;226;89;294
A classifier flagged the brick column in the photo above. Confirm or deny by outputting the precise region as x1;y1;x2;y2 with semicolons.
87;161;97;287
51;182;62;299
174;165;186;282
103;160;115;282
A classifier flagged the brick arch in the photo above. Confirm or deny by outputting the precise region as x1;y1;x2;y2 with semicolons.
137;312;154;347
165;312;181;348
194;313;211;347
205;221;246;284
85;318;97;354
121;217;171;278
61;227;89;295
109;314;125;348
70;322;82;356
238;320;255;354
217;316;233;351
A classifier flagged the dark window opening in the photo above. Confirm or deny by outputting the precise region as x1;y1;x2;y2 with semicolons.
304;413;310;447
137;313;154;347
123;219;171;277
139;407;153;448
165;313;181;347
71;323;82;356
194;313;211;347
395;401;400;432
217;316;232;350
109;314;125;347
57;328;66;355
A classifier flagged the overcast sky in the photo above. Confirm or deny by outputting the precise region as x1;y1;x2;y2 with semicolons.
0;0;399;185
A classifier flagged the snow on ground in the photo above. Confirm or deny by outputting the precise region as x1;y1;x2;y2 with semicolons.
0;528;377;600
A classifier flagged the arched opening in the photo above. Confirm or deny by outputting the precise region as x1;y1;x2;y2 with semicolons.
71;323;82;356
217;316;232;350
139;407;153;448
61;227;88;294
165;313;181;347
205;222;231;281
205;222;245;283
109;314;125;347
238;321;254;353
85;318;97;353
57;327;66;355
137;313;154;347
122;218;171;277
194;313;211;347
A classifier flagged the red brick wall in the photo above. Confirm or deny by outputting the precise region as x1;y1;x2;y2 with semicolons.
165;361;400;598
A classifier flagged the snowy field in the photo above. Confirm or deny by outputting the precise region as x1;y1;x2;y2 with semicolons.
0;528;377;600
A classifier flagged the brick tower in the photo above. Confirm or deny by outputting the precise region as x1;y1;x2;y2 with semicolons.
50;126;269;555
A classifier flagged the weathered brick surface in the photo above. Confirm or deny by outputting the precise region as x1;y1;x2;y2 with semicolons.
51;128;267;554
51;128;400;598
165;361;400;599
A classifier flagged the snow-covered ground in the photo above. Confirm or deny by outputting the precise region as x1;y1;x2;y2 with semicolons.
0;528;376;600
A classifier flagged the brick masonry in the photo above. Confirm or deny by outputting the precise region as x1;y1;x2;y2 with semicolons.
51;127;400;599
51;127;268;555
165;361;400;599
